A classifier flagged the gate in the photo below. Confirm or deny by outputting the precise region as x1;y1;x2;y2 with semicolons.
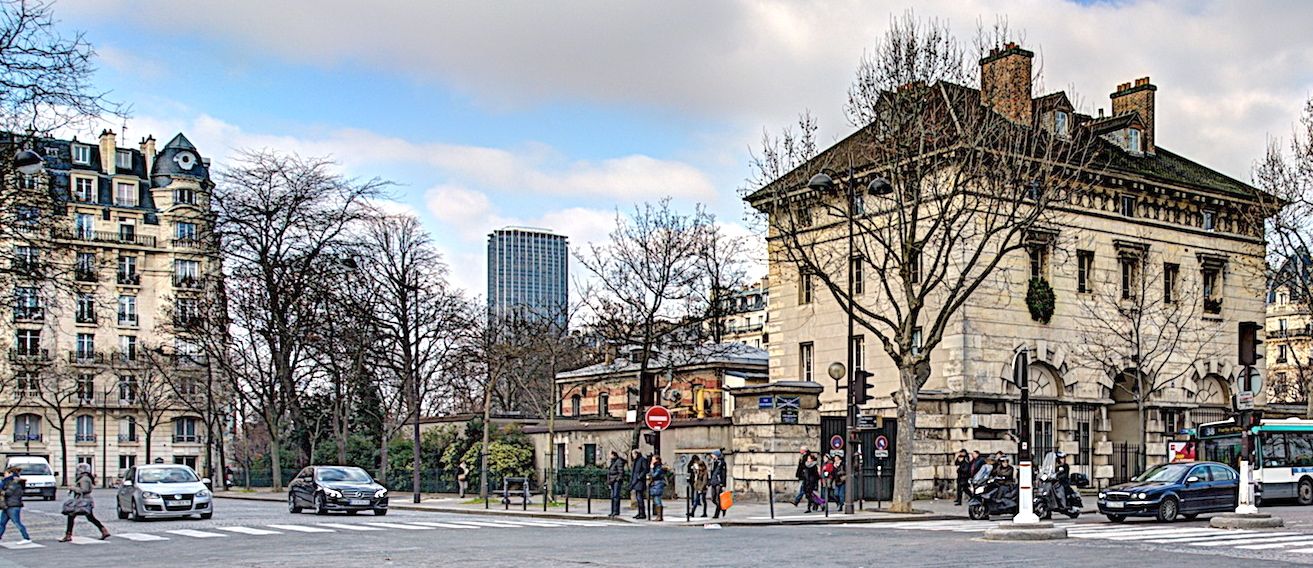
820;416;897;503
1109;442;1144;485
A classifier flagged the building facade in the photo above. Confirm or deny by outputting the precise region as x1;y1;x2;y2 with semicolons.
716;277;770;350
747;46;1269;494
3;130;221;485
487;226;569;329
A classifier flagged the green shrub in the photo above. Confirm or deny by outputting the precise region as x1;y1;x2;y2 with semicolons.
1026;277;1055;323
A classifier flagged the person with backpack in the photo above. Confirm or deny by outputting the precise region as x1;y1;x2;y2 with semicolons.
60;463;109;542
649;455;667;522
708;449;728;519
0;466;31;545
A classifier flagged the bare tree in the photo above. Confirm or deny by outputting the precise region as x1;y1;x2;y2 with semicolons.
123;346;177;465
744;15;1097;511
213;150;383;490
25;359;84;484
695;222;753;344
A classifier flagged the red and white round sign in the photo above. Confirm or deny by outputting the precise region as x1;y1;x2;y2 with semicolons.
644;406;672;431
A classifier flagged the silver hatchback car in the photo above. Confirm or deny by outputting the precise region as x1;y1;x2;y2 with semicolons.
116;464;214;520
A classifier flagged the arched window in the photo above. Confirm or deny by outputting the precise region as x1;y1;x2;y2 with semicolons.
597;392;610;417
12;414;41;443
570;394;581;417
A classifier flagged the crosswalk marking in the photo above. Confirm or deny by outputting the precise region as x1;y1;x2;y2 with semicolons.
1238;538;1313;550
0;541;43;549
266;524;334;533
216;526;283;536
1101;529;1223;541
1189;532;1301;546
1146;530;1258;543
166;529;227;539
447;520;529;528
69;536;108;545
1070;527;1212;539
484;519;563;527
316;523;383;531
362;522;433;530
115;533;170;542
405;521;479;529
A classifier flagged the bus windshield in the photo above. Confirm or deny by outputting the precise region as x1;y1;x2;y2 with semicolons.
1202;436;1242;470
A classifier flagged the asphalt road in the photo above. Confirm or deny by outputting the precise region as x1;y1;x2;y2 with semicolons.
0;491;1311;567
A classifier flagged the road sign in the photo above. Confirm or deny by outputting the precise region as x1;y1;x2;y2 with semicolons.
776;396;800;409
1236;391;1255;411
874;435;889;451
856;415;879;430
758;396;774;409
830;435;845;450
781;408;799;424
644;406;672;431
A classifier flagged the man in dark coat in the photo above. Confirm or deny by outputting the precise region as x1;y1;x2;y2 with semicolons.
629;449;649;520
708;450;728;519
791;446;809;506
606;451;627;518
954;449;972;505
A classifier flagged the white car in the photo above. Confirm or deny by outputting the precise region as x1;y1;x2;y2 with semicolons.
5;457;56;501
115;464;213;520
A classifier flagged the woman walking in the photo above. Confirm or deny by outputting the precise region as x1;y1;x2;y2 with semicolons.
0;466;31;544
688;455;709;517
60;463;109;542
649;456;667;522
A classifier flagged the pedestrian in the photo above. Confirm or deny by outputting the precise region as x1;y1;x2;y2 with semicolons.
456;461;470;499
1054;451;1071;510
954;449;971;506
709;450;728;519
629;449;649;520
0;466;31;545
969;450;985;476
687;455;708;517
790;446;809;506
826;454;846;509
649;456;667;522
606;451;627;518
60;462;109;542
802;452;823;513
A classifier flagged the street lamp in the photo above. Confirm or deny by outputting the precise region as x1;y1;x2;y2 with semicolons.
1012;349;1040;524
807;166;892;515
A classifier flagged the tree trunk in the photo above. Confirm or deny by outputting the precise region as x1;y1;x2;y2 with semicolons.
269;434;284;491
1305;373;1313;419
890;365;920;513
145;429;153;464
58;427;69;487
379;429;390;484
1137;399;1148;472
479;382;494;499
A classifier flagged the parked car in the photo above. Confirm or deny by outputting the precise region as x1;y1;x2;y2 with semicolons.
6;457;56;501
116;464;214;521
288;466;388;516
1098;461;1240;522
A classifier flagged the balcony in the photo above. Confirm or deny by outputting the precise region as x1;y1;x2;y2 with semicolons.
75;433;96;443
172;434;201;444
1269;329;1313;339
70;230;156;247
12;306;43;322
117;313;139;327
11;432;41;443
174;353;208;367
68;350;105;365
1203;297;1223;315
116;271;141;286
8;348;50;362
75;313;97;325
117;434;139;443
74;268;98;282
173;276;203;290
171;238;203;249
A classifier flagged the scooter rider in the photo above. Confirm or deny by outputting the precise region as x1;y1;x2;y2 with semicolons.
1054;452;1072;510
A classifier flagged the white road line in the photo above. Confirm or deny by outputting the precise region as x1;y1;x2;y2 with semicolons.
1237;538;1313;550
446;520;525;528
115;533;170;542
266;524;335;533
549;521;609;527
315;523;384;531
1101;529;1226;541
1074;527;1216;539
361;522;434;530
1189;533;1301;546
216;526;283;536
405;521;480;529
165;529;227;539
70;535;110;545
0;541;44;549
484;519;564;527
1146;530;1257;543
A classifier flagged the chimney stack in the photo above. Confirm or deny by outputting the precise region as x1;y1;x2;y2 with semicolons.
979;42;1034;124
98;129;117;175
1111;77;1157;154
139;135;157;177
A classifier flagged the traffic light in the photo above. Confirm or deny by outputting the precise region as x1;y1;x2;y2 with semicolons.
639;371;656;407
855;370;875;405
1238;321;1263;366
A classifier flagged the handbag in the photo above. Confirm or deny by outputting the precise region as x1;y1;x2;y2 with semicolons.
61;492;93;516
718;490;733;511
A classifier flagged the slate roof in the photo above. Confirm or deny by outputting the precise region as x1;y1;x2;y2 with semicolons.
556;343;768;380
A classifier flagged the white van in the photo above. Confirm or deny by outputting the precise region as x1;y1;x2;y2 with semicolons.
6;456;57;500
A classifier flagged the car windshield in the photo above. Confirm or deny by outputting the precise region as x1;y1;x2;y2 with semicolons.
138;467;199;484
14;464;51;476
1133;463;1192;483
315;467;372;483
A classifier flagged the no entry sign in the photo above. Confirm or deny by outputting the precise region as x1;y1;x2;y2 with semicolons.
644;406;672;431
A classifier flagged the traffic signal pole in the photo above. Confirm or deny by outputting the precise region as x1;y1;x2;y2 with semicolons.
1236;321;1262;515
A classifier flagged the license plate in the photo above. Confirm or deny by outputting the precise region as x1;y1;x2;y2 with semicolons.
1105;501;1124;509
348;499;371;506
166;500;191;507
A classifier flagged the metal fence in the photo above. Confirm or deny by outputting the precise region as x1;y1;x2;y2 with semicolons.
1109;442;1145;486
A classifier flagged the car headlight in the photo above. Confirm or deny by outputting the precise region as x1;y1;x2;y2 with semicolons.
196;489;211;499
141;492;160;499
322;488;342;499
1135;492;1147;500
1098;492;1106;499
374;489;387;499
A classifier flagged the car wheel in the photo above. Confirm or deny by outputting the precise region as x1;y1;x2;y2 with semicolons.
130;498;141;522
1156;497;1179;523
373;508;387;517
315;494;329;516
1298;479;1313;506
288;494;302;514
1106;514;1126;523
116;500;128;520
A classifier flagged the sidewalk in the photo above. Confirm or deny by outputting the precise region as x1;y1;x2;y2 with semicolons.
216;489;974;526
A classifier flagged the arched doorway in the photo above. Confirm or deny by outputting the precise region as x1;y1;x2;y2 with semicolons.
1192;373;1231;427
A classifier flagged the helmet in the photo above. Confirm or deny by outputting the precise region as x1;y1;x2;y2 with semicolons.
1055;451;1066;458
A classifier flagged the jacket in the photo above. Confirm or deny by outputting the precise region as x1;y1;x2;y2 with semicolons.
629;455;649;491
689;462;709;492
650;464;668;495
606;457;627;485
955;455;972;478
2;477;22;509
1055;462;1071;486
994;464;1016;484
969;456;986;476
709;458;727;487
794;455;809;480
72;472;95;497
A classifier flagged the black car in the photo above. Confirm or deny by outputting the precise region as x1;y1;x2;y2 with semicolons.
1098;461;1239;522
288;466;389;516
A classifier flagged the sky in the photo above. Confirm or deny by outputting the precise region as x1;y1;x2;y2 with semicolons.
49;0;1313;297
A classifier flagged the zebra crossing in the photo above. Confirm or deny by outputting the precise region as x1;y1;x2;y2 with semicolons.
849;519;1313;555
0;517;615;550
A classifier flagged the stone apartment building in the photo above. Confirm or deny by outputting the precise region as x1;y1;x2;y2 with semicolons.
1266;252;1313;408
2;130;221;484
747;45;1269;494
716;277;770;350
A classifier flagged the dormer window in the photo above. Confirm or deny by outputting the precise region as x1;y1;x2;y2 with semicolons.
116;150;132;170
1055;111;1069;137
71;144;90;165
1128;128;1142;153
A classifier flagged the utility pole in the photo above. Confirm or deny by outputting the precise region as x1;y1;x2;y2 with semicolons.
1013;350;1039;524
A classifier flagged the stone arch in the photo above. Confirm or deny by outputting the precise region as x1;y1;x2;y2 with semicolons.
1002;340;1075;394
1193;373;1232;407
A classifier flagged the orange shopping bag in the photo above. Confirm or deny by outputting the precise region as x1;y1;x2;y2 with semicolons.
718;490;733;511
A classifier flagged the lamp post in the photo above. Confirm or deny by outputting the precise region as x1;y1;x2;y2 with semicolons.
1012;349;1040;524
807;167;892;515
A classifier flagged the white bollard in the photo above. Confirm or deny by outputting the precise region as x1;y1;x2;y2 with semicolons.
1013;460;1039;524
1236;458;1258;515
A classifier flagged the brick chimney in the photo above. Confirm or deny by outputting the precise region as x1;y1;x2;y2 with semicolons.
1111;77;1156;154
139;135;156;177
98;129;117;175
979;42;1034;124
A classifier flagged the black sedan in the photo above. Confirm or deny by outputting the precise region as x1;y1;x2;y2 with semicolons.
1098;461;1239;522
288;466;389;516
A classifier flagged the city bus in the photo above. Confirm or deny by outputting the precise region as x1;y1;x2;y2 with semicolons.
1198;417;1313;505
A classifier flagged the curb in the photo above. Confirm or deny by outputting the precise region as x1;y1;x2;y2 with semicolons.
215;492;626;523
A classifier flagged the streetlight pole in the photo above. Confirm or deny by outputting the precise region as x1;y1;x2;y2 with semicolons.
1012;349;1039;524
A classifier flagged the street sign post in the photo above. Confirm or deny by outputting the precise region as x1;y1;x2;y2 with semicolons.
644;406;672;432
873;435;889;459
830;435;845;451
1236;392;1255;411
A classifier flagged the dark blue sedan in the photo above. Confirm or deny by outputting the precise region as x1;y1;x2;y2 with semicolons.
1098;461;1239;523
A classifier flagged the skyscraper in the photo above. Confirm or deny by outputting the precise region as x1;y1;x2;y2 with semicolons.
487;226;569;329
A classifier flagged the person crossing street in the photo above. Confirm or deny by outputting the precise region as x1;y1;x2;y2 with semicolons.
0;466;31;545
